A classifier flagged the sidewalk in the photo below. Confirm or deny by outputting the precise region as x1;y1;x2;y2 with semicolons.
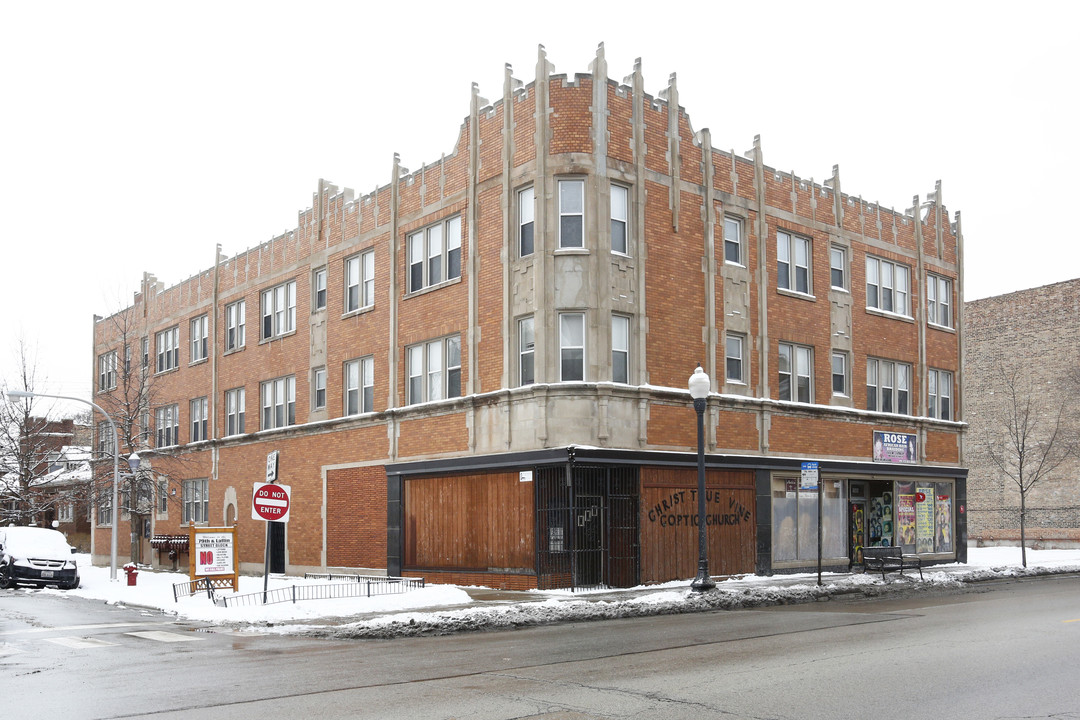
47;546;1080;639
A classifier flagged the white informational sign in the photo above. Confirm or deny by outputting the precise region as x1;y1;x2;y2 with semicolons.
800;461;819;490
252;482;291;523
265;450;279;482
194;532;235;576
519;470;533;483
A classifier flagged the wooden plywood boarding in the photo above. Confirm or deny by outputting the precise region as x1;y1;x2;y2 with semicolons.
404;471;536;572
640;467;756;583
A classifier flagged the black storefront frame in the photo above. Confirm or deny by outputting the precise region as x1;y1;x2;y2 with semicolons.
386;447;967;579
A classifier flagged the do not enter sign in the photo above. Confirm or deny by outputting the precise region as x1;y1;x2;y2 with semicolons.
252;482;291;523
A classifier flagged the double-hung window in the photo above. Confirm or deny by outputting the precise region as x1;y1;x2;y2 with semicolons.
519;316;535;386
190;397;208;442
866;256;911;316
724;216;743;265
97;492;112;527
155;404;179;447
97;420;114;456
312;267;327;311
778;342;813;403
261;280;296;340
408;216;462;292
312;368;326;410
928;369;953;420
927;274;953;328
519;186;535;257
777;231;811;294
225;300;245;351
866;358;911;414
182;478;208;525
726;334;745;384
559;312;585;381
190;315;208;363
260;376;296;429
558;179;584;248
345;250;375;313
611;314;630;383
141;337;149;369
156;327;179;373
224;387;245;436
830;245;847;290
98;351;117;391
344;357;374;415
406;336;461;404
610;184;629;254
832;352;848;396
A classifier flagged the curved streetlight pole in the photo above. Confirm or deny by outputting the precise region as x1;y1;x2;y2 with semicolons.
4;390;123;581
688;365;715;592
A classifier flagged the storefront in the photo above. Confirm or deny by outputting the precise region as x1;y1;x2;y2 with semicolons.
766;431;967;574
387;445;967;587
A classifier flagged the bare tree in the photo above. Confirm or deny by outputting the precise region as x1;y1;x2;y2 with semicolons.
980;363;1080;567
0;340;85;525
93;306;193;564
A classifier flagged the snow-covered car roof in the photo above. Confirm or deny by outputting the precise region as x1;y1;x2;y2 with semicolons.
0;526;75;557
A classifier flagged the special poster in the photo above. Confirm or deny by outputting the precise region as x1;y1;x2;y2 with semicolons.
897;492;916;550
936;493;953;553
915;486;935;554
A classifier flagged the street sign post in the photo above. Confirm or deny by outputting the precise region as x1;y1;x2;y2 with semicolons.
802;461;823;585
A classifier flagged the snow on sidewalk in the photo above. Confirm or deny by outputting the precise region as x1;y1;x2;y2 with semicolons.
17;546;1080;636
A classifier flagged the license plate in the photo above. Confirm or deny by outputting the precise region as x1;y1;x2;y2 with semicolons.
41;570;54;578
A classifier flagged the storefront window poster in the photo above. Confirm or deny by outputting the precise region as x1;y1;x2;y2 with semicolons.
896;483;916;553
915;485;935;554
935;485;953;553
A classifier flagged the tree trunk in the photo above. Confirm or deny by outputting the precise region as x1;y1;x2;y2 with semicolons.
1019;490;1028;568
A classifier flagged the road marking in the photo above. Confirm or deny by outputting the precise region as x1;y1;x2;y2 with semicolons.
126;631;198;643
1064;619;1080;623
0;621;170;637
46;636;118;649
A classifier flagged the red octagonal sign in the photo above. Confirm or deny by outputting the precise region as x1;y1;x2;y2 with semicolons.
252;482;291;523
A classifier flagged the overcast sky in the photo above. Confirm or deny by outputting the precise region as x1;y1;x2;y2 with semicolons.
2;1;1077;413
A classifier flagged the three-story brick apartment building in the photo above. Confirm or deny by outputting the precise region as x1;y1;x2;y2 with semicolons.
91;45;967;589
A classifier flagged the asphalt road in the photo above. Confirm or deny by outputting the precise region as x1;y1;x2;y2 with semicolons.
2;575;1079;720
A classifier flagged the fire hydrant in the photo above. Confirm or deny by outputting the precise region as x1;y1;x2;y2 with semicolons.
123;563;138;586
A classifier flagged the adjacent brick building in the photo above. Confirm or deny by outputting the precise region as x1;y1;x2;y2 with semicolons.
91;45;967;588
964;278;1080;546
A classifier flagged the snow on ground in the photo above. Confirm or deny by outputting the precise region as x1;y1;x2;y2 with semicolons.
12;546;1080;638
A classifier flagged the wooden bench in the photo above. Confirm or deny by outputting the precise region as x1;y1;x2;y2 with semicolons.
862;546;923;580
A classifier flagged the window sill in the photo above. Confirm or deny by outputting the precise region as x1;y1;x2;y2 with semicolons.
223;345;245;357
341;304;375;320
154;366;179;377
865;307;915;324
776;288;816;302
928;322;956;334
405;275;462;299
554;247;589;256
188;357;208;368
259;329;298;345
724;260;747;269
830;286;849;294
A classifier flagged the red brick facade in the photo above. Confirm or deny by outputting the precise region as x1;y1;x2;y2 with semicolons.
90;46;965;581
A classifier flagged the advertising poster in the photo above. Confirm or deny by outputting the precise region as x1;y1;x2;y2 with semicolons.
936;492;953;553
194;532;235;576
872;431;917;464
915;486;934;554
897;491;916;551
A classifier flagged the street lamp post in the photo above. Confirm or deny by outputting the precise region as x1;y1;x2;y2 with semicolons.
4;389;132;581
688;365;715;592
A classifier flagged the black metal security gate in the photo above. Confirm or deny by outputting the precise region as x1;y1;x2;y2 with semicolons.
535;464;639;591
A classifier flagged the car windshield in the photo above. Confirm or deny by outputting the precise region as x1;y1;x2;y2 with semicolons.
2;528;73;558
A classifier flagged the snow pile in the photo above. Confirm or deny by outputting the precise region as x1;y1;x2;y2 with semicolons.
18;546;1080;638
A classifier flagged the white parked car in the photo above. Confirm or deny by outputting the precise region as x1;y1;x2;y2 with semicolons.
0;527;80;590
